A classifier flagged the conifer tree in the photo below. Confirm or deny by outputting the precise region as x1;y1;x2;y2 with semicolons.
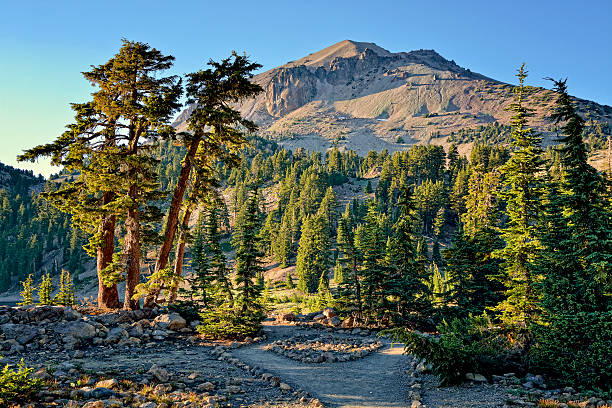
18;275;34;306
233;189;265;313
151;53;263;306
296;214;330;294
385;188;431;323
336;205;363;317
19;40;182;310
493;64;545;330
38;274;54;305
531;80;612;389
356;202;387;318
285;273;295;289
55;269;75;307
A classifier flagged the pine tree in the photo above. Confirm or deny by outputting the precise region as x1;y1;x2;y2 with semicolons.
18;275;34;306
355;202;387;319
233;189;265;313
531;80;612;389
385;188;431;324
296;214;330;294
493;64;545;330
54;269;75;307
444;226;503;318
285;273;295;289
38;274;54;305
336;205;363;317
152;52;263;307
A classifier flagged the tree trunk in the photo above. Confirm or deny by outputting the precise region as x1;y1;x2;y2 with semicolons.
123;184;141;310
168;206;194;303
97;198;120;309
146;137;200;307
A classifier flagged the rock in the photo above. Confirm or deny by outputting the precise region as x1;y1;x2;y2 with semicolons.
148;364;170;383
279;382;291;391
95;378;119;389
139;403;158;408
322;308;336;318
55;321;97;340
187;372;199;380
73;350;85;359
154;313;186;330
313;314;326;321
329;316;341;327
280;313;295;322
82;402;105;408
225;385;243;393
33;367;51;380
0;323;38;345
91;387;115;399
197;382;215;392
411;401;422;408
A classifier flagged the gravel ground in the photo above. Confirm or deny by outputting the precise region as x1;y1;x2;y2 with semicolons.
420;374;507;408
232;322;411;408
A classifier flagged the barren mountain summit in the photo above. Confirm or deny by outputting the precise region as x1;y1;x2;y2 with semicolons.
174;40;612;156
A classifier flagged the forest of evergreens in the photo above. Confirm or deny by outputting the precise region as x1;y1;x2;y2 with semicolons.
2;41;610;395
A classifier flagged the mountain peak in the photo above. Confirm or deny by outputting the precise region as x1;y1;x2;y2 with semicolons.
288;40;392;68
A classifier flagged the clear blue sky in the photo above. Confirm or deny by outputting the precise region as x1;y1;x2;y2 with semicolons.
1;0;611;177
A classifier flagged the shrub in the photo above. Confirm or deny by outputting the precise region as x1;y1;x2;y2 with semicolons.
197;305;264;340
388;315;515;385
0;360;42;406
531;311;612;394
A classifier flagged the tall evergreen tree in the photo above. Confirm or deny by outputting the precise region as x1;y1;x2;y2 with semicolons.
296;214;330;294
337;204;363;317
385;188;431;324
233;189;265;313
531;80;612;389
493;64;545;330
151;53;263;307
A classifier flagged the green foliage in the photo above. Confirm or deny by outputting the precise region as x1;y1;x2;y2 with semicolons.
389;315;512;386
493;65;545;331
37;273;53;305
18;275;34;306
197;304;264;340
0;360;42;406
296;214;330;294
285;273;295;289
233;189;265;313
529;79;612;393
54;269;75;306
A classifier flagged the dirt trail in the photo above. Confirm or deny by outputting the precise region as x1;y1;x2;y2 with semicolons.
232;323;411;408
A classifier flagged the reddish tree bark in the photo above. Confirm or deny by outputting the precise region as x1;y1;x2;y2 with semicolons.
123;184;141;310
145;137;200;307
168;206;193;303
96;193;120;309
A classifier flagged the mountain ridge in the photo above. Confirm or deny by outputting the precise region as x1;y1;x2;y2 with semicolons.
174;40;612;156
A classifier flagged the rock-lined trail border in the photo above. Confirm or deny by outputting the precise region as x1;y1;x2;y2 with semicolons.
230;322;414;408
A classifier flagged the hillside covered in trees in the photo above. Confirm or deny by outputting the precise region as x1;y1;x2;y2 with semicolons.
2;40;611;407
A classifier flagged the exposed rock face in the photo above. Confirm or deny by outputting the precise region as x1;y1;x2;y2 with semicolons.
173;40;612;156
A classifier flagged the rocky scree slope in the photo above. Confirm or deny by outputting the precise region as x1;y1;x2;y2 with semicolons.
173;40;612;155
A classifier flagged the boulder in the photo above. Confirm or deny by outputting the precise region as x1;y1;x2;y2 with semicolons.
154;313;186;331
148;364;170;383
329;316;342;327
279;313;295;322
82;402;105;408
0;324;38;345
197;382;215;392
322;308;336;318
54;321;97;340
95;378;119;389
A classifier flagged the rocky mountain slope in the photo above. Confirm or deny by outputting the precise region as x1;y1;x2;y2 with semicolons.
174;40;612;156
